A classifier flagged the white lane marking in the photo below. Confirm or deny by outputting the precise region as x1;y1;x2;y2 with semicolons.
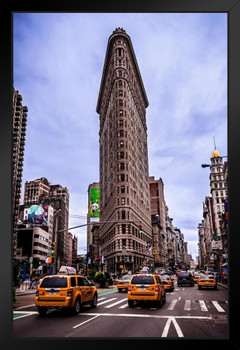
105;299;127;308
199;300;208;312
13;311;38;320
15;304;35;310
161;317;172;337
73;315;99;329
212;301;225;312
97;297;106;301
178;297;181;300
97;297;117;306
172;317;184;337
175;289;180;291
184;300;191;311
167;299;178;310
78;312;212;320
119;303;129;309
182;288;185;291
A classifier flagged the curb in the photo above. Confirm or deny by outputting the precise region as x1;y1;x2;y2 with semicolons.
217;283;228;289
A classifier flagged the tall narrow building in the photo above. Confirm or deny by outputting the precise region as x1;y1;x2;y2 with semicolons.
13;88;28;255
96;28;153;273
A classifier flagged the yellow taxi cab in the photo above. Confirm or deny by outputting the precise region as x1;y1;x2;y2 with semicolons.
117;274;131;292
127;273;166;308
159;275;174;292
35;266;98;316
198;274;217;290
193;272;201;283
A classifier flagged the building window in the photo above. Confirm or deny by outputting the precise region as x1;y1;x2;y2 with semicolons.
120;151;124;159
119;120;123;127
120;163;125;170
122;211;126;219
121;174;125;181
121;185;125;193
120;141;124;147
119;130;124;137
121;198;125;205
122;224;126;233
119;80;122;87
119;110;123;116
119;100;123;106
119;90;123;96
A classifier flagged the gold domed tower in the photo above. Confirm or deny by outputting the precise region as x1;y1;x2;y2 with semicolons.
212;148;221;158
209;138;226;254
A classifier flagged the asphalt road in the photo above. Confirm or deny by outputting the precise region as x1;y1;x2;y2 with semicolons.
13;280;228;338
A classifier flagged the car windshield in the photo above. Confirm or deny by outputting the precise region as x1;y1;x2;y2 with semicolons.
40;276;68;288
179;273;190;277
205;275;215;279
161;276;169;280
131;275;155;285
121;275;130;280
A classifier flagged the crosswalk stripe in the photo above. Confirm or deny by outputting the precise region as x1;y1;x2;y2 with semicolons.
212;301;225;312
98;297;106;301
119;303;129;309
184;300;191;311
167;299;178;310
105;299;127;308
97;298;117;306
199;300;208;312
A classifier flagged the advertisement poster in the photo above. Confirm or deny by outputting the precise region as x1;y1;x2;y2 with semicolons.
27;205;49;225
90;188;100;222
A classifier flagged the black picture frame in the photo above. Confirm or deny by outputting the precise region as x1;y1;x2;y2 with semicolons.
1;0;240;349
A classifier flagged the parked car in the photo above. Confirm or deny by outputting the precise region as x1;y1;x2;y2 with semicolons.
127;273;166;308
198;274;217;290
177;271;194;287
35;270;98;316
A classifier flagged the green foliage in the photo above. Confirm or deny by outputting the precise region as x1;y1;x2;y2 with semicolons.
93;271;113;287
76;255;87;269
93;271;107;284
87;268;97;281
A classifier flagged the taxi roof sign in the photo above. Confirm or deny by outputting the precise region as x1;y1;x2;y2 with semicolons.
57;266;76;275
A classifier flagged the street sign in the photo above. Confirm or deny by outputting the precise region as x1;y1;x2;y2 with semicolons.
214;236;221;241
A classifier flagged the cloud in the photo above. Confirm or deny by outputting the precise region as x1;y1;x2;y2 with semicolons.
14;13;227;260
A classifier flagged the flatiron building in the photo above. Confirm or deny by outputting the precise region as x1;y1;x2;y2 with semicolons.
96;28;153;273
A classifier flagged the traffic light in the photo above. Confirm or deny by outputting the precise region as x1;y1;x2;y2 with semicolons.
138;224;142;234
50;242;56;256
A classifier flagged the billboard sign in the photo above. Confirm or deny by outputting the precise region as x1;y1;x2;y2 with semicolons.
212;240;223;250
27;205;49;226
90;188;100;222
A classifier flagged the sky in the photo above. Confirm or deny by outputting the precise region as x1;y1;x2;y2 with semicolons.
13;13;227;260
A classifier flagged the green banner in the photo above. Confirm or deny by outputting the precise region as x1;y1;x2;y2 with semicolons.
90;188;100;219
